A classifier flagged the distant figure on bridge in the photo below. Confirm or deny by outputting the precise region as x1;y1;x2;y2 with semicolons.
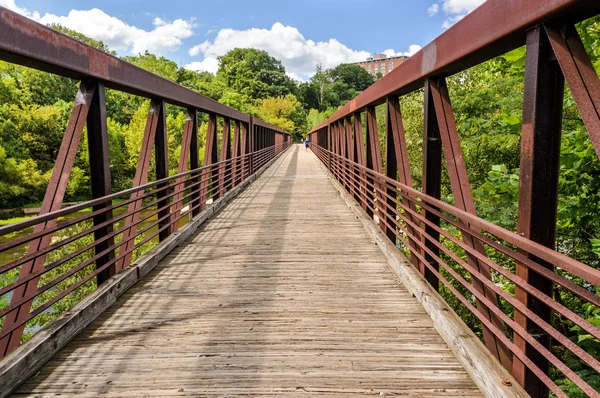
304;137;310;151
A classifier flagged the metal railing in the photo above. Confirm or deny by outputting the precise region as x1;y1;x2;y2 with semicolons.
308;1;600;397
0;7;292;359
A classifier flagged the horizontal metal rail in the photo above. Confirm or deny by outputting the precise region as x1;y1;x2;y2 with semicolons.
0;6;283;131
307;2;600;396
311;145;600;398
0;9;293;359
0;141;291;356
309;0;600;130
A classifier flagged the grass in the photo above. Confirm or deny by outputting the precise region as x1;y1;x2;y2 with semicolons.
0;215;33;226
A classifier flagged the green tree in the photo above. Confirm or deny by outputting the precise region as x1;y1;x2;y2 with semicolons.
330;63;374;99
122;51;179;82
217;48;297;99
258;94;307;139
310;64;334;110
303;63;374;112
306;107;336;130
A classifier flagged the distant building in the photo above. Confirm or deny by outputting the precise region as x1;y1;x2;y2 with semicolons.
353;53;408;77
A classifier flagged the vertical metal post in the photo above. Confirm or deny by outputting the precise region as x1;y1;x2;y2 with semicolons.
514;26;564;398
118;100;161;271
354;112;367;211
248;117;254;175
365;106;383;223
422;80;441;287
200;113;218;211
189;109;200;217
384;97;398;244
334;122;340;180
331;124;337;178
429;77;512;369
170;108;196;233
232;120;241;187
387;96;421;267
154;100;170;242
339;120;347;190
241;121;249;181
345;117;355;197
219;118;231;197
86;81;115;286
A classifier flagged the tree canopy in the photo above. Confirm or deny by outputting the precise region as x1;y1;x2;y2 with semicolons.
217;48;297;100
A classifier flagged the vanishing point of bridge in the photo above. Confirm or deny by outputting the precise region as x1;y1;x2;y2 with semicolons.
1;1;600;397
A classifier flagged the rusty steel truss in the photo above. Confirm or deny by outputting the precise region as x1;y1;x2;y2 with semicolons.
0;7;291;361
309;1;600;397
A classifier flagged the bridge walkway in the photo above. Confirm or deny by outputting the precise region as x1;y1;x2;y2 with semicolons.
14;145;480;397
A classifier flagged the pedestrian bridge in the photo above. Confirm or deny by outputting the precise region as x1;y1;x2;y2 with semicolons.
1;1;600;398
7;147;484;397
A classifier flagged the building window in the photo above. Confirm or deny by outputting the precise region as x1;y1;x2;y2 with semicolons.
381;63;385;69
389;62;393;67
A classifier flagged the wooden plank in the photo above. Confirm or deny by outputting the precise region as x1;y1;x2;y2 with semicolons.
0;146;291;398
10;145;483;398
318;154;527;398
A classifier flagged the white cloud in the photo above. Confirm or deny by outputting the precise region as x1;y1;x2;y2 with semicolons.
383;44;422;58
442;14;467;29
185;58;219;74
0;0;40;19
429;0;486;29
286;72;303;82
0;0;195;55
184;22;370;77
427;4;439;16
188;43;206;57
39;9;195;55
441;0;486;14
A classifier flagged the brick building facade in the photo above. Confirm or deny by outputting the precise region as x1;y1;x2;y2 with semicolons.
353;53;408;77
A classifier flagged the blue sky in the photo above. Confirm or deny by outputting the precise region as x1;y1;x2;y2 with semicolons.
0;0;485;80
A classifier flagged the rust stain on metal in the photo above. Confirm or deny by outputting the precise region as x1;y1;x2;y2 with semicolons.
349;98;357;113
421;43;437;75
2;9;120;79
3;10;87;54
88;49;120;80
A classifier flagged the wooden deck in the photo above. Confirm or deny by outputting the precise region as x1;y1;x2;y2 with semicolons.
14;145;481;397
